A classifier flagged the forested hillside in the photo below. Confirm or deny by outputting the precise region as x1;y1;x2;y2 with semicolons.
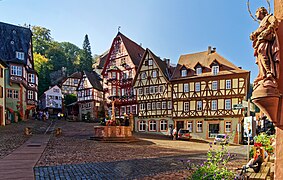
32;26;97;96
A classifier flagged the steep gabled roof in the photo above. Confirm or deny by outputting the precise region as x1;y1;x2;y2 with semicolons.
172;49;248;79
178;51;239;69
97;50;109;69
118;32;145;67
102;32;145;74
61;71;83;86
134;48;171;84
84;71;103;91
69;71;83;79
0;22;32;64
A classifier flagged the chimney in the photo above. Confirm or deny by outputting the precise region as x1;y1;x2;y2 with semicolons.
164;58;170;68
208;46;212;54
212;47;216;52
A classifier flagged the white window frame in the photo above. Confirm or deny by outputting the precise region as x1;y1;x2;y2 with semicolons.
196;67;202;75
152;102;156;110
150;86;154;94
181;69;187;77
167;101;172;109
149;120;157;131
11;66;22;76
138;88;143;95
148;59;153;66
195;82;200;92
225;121;232;132
160;120;167;131
141;72;146;79
162;101;166;109
16;51;25;60
187;122;193;133
145;87;149;94
147;103;151;110
212;81;218;90
225;99;231;110
28;74;35;83
226;79;231;89
139;121;146;131
211;100;217;110
13;90;19;99
152;70;157;78
159;85;163;93
197;121;203;132
184;83;189;92
184;102;189;112
157;102;161;109
212;66;219;75
140;103;145;110
197;101;202;111
28;90;33;99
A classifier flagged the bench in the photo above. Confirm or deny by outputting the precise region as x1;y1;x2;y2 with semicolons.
246;162;271;180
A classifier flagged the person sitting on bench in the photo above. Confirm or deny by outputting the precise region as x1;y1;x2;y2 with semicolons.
240;147;264;175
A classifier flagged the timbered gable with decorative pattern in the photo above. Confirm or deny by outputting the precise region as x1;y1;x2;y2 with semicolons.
171;47;250;119
133;49;173;119
102;32;145;117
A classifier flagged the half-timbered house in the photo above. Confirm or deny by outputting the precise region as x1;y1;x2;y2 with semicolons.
0;22;38;121
171;47;250;143
61;71;82;96
133;49;174;135
39;85;62;114
101;32;145;118
77;71;103;121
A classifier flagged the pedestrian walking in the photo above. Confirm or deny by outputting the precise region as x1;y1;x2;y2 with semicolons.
173;127;177;140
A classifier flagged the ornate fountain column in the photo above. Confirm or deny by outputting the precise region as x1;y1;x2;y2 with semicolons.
248;3;283;179
274;1;283;179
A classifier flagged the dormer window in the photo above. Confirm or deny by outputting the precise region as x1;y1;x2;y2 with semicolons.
212;65;219;75
16;51;24;60
181;69;187;77
196;67;202;75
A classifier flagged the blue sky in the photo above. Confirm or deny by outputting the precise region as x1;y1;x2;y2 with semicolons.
0;0;274;81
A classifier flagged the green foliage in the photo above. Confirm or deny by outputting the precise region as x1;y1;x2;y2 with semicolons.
32;26;52;55
80;34;93;72
254;133;275;153
187;144;235;180
31;26;98;97
64;94;77;106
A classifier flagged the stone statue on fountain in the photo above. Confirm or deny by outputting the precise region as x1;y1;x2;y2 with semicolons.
251;6;282;126
250;7;280;90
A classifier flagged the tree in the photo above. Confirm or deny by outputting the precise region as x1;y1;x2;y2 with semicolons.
64;94;78;106
33;53;48;73
45;41;67;71
32;26;53;55
80;34;93;71
59;42;81;74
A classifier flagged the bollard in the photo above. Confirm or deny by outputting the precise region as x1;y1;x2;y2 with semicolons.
24;127;32;135
55;128;62;137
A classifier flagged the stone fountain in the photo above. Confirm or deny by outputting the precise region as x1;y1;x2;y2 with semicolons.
93;99;136;142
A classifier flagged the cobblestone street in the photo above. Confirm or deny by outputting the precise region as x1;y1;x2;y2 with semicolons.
0;119;247;179
34;154;206;180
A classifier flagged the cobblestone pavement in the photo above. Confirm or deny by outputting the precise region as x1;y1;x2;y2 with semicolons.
34;154;206;180
0;119;51;159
